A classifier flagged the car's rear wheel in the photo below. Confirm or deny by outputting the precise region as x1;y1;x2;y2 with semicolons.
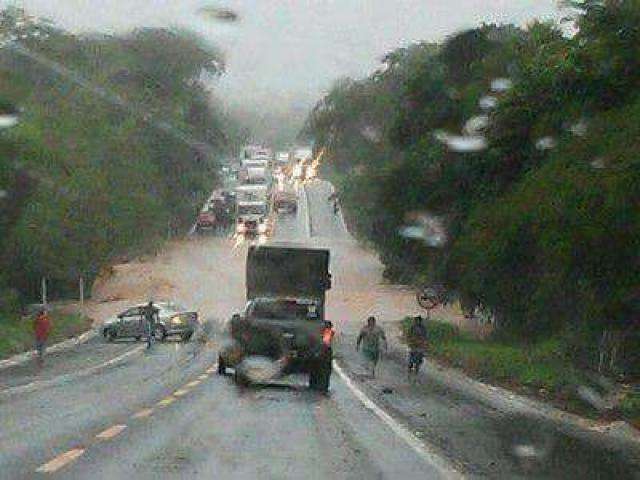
104;328;117;342
217;355;226;375
309;357;332;392
154;325;167;342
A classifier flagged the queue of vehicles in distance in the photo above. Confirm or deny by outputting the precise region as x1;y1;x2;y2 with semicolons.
195;189;236;234
194;144;314;238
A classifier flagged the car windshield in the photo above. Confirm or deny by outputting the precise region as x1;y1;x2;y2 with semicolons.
1;2;637;478
250;300;317;321
238;205;266;215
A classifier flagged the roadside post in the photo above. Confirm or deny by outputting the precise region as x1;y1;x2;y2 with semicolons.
41;277;47;307
79;276;85;309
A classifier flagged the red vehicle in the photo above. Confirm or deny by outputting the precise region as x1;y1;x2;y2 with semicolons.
274;190;297;213
196;209;217;232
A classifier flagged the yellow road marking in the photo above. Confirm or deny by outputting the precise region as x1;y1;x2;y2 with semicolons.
173;388;190;397
186;380;201;388
205;367;215;374
96;424;127;440
157;396;176;407
132;408;154;419
36;448;85;473
198;374;208;380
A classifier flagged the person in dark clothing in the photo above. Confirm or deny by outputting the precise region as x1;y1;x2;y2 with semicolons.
407;315;428;381
142;301;159;349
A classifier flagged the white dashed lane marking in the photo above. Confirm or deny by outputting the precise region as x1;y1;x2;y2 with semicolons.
36;448;85;473
132;408;154;419
96;424;127;440
157;396;176;407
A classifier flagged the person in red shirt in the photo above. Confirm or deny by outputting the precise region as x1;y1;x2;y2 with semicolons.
33;309;52;366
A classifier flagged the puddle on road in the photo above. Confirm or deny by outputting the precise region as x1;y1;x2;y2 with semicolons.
493;414;639;479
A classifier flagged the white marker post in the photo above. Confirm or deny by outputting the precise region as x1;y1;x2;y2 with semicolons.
41;277;47;307
79;276;85;309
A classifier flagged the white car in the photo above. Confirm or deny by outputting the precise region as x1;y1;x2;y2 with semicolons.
102;302;198;342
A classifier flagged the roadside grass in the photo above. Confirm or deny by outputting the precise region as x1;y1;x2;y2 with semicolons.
620;391;640;429
0;309;92;359
399;317;639;425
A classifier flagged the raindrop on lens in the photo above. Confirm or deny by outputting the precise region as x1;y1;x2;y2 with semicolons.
0;114;19;129
490;78;513;92
434;130;487;152
197;5;240;22
535;136;556;151
360;125;381;143
399;212;447;247
479;95;498;110
463;115;489;136
568;119;588;137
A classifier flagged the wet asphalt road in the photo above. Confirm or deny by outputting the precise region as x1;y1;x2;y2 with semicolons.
0;179;638;479
0;180;447;479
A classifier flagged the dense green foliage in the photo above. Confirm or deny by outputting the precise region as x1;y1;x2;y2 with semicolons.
0;8;239;314
305;1;639;373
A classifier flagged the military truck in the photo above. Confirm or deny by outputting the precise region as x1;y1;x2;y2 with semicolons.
218;243;333;391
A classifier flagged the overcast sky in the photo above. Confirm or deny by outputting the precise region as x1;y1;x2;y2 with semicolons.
4;1;562;131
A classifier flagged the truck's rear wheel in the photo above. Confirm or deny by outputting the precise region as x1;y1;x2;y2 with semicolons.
309;358;332;392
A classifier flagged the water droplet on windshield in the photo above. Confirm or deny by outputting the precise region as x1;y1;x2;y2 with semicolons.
0;190;8;199
568;119;588;137
434;130;487;152
590;157;606;169
463;115;489;136
479;95;498;110
197;5;240;23
0;114;19;128
360;125;381;143
535;136;556;151
490;78;513;92
399;212;447;247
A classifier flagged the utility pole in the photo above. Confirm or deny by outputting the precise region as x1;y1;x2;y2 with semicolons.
41;277;47;307
79;276;85;309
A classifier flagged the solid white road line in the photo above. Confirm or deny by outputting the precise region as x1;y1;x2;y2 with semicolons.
1;345;146;398
95;424;127;440
301;184;312;239
186;380;201;388
173;388;190;397
333;360;463;479
0;329;98;371
36;448;85;473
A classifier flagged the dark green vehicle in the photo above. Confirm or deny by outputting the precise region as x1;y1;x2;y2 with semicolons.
218;243;333;391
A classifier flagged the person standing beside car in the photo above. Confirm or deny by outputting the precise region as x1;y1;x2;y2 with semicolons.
33;308;52;366
143;301;159;349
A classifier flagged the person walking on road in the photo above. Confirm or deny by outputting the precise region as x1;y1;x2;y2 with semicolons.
407;315;428;382
356;316;387;377
142;301;159;349
33;308;52;367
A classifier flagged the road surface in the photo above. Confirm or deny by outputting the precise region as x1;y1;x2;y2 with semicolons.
0;179;637;479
